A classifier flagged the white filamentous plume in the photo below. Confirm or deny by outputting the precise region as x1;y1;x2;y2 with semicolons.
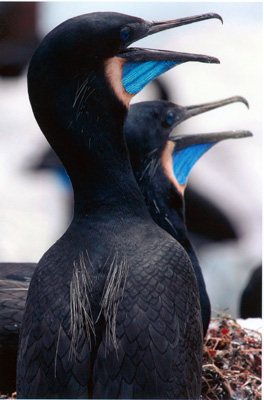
98;252;129;354
69;251;95;359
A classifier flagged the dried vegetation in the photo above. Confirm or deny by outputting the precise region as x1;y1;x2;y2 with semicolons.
201;314;262;399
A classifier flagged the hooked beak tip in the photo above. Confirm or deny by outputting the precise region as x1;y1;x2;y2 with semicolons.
208;56;220;64
214;13;224;24
242;97;250;109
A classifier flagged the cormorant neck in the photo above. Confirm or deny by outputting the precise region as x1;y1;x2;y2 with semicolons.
29;67;150;218
70;113;148;217
163;181;199;266
68;109;152;218
136;159;198;257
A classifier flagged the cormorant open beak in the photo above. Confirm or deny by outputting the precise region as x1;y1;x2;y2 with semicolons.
169;96;249;131
170;130;253;185
119;13;222;95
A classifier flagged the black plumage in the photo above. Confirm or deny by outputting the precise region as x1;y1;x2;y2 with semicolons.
16;11;223;399
124;98;251;336
240;265;262;318
0;263;35;394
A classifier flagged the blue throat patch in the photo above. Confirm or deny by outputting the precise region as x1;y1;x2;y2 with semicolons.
172;142;216;185
122;60;181;94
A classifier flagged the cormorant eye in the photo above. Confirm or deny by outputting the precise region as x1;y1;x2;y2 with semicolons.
120;27;131;41
166;112;174;126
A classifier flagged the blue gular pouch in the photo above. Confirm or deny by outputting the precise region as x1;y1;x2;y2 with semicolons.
122;60;181;94
172;142;216;185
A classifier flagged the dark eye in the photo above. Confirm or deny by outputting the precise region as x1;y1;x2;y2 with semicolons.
120;27;131;41
166;112;174;126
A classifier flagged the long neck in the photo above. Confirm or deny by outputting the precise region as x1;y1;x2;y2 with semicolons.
135;158;200;272
71;114;148;216
29;67;151;219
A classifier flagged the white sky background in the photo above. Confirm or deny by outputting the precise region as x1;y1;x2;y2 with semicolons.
38;2;262;33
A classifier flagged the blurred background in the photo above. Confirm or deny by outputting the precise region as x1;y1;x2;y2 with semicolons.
0;2;262;318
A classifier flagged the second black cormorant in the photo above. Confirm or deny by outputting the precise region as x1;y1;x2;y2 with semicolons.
124;97;251;336
16;11;222;399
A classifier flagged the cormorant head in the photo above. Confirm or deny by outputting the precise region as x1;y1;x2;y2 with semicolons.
125;100;180;162
28;11;222;118
124;97;252;195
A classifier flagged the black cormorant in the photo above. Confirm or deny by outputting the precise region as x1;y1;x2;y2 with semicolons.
124;97;251;337
15;11;223;398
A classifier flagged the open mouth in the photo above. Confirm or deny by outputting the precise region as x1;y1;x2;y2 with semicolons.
171;130;253;186
118;13;222;95
160;129;252;196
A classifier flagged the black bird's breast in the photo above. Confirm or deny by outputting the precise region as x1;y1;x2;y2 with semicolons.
17;219;202;399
